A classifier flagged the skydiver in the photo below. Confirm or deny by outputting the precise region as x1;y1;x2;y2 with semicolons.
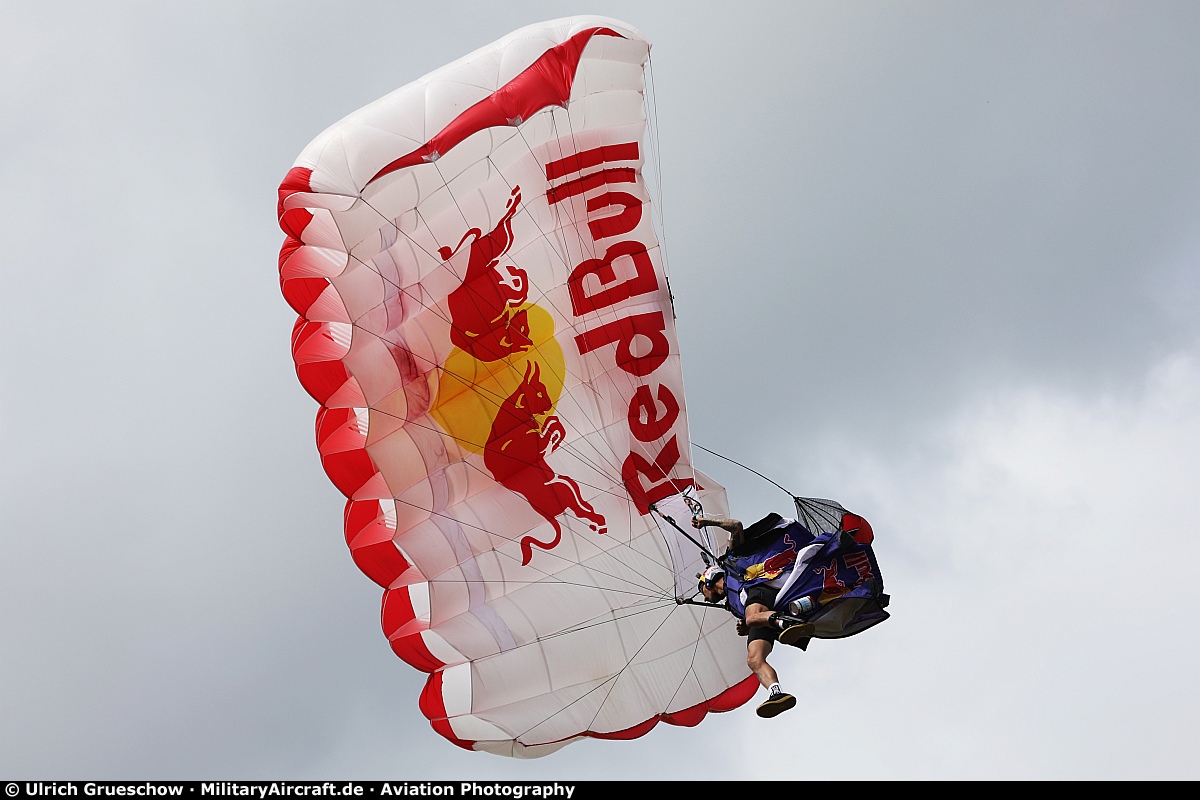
694;513;815;719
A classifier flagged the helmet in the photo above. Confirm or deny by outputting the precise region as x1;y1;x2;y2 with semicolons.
697;564;725;592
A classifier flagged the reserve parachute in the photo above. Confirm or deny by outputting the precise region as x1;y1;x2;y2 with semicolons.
276;17;757;757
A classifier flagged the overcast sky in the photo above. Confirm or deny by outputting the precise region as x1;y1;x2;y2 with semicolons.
3;0;1199;780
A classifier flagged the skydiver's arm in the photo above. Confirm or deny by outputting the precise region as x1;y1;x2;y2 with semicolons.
691;515;745;548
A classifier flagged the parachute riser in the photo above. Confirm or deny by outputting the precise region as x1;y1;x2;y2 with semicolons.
650;504;745;582
676;597;726;608
650;504;720;566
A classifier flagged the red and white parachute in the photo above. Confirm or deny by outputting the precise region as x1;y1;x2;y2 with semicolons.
276;16;754;757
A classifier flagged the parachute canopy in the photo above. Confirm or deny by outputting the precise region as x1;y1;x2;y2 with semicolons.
277;17;756;757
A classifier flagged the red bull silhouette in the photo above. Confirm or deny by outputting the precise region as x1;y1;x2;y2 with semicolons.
485;361;607;565
759;533;800;577
816;559;848;601
440;186;533;362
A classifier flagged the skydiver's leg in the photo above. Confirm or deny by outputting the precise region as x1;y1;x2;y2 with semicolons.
745;598;797;718
743;600;776;630
744;602;780;689
747;634;797;718
746;638;778;689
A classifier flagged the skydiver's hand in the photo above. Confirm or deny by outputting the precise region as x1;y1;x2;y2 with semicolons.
736;620;748;636
692;514;704;529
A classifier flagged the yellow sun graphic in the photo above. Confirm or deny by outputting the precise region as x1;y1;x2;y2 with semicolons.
430;304;565;454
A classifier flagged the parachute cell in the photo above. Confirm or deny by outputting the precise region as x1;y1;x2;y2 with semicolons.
277;17;753;757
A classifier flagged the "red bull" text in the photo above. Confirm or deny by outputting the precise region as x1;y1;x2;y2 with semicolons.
546;142;694;514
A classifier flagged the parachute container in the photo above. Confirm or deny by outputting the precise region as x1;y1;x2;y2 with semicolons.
721;499;891;642
277;17;754;757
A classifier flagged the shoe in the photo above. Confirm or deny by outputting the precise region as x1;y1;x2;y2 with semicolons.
756;690;796;718
778;621;815;646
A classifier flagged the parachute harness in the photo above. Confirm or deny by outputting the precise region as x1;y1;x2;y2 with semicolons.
653;442;861;602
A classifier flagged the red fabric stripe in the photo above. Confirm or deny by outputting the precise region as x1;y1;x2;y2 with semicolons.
587;717;658;741
282;276;331;317
290;316;308;350
316;412;368;456
277;166;313;219
594;674;756;740
344;499;382;547
279;208;313;241
389;631;444;672
348;499;408;586
315;407;356;452
661;704;706;727
278;235;305;273
418;669;446;720
366;27;623;187
381;586;417;639
295;360;350;405
321;449;376;498
289;319;326;357
706;674;759;712
429;718;476;751
589;674;758;739
350;541;408;588
291;323;350;365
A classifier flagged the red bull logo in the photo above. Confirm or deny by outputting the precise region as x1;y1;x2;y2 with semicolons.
431;183;604;566
484;361;607;565
816;559;848;603
742;532;800;582
429;137;692;565
815;553;872;603
440;185;532;362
